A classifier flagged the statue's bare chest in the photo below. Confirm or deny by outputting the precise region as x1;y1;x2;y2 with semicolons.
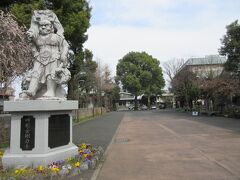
36;34;60;48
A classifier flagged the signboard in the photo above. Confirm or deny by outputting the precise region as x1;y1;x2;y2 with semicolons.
48;114;70;148
20;116;35;151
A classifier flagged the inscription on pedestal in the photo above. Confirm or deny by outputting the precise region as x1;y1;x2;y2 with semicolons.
48;114;70;148
20;116;35;151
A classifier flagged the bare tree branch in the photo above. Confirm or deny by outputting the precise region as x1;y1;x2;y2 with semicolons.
163;58;185;83
0;10;32;89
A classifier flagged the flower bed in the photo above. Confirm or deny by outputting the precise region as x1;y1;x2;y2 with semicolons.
0;150;3;169
0;143;104;179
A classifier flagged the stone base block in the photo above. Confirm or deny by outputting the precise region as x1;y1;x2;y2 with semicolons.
2;144;78;168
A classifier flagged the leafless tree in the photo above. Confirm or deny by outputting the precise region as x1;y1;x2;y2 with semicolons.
163;58;185;83
95;61;115;108
0;11;32;89
95;61;114;92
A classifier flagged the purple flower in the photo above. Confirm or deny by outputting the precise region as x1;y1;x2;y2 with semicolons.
57;160;65;165
75;154;82;159
84;159;91;165
83;149;91;154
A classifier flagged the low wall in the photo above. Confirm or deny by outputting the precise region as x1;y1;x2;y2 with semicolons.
0;115;11;148
73;107;106;123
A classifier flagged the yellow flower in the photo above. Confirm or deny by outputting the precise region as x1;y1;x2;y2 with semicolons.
0;151;3;157
37;165;44;171
51;167;60;173
81;143;87;149
21;168;26;173
83;154;88;158
74;162;80;167
79;149;83;153
15;168;26;175
67;157;73;162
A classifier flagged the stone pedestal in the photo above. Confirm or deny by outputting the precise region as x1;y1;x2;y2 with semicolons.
2;100;78;168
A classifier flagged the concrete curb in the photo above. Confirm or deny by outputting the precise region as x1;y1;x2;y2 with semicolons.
90;114;124;180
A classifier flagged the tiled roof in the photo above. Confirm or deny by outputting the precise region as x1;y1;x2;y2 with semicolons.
185;55;227;66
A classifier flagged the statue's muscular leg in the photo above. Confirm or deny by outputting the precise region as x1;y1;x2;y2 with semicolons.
26;71;40;97
43;75;57;97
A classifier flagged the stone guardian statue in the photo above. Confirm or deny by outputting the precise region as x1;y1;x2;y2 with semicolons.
20;10;71;100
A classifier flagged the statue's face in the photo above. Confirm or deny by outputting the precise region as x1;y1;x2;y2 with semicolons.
39;20;53;35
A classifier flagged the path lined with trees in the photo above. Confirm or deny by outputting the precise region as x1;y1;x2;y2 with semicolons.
97;110;240;180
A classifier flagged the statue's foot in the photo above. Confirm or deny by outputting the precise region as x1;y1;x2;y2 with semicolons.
19;91;32;100
42;91;55;97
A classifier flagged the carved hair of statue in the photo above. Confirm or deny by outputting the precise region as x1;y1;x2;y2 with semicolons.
28;10;64;39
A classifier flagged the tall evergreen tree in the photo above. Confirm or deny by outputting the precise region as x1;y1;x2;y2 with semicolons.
116;52;165;110
220;20;240;74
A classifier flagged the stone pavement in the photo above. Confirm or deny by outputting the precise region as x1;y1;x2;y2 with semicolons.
96;110;240;180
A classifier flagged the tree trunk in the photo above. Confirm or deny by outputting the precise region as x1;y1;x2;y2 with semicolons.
184;93;190;111
147;95;151;109
134;94;138;111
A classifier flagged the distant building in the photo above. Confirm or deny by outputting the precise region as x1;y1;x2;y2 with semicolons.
118;91;143;108
174;55;227;110
180;55;227;78
118;91;170;110
157;92;175;108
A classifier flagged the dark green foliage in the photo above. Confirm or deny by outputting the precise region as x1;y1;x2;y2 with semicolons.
68;49;97;102
10;0;44;27
108;85;120;111
123;74;141;94
51;0;91;54
81;49;98;93
111;85;120;101
0;0;31;11
116;52;165;109
219;20;240;73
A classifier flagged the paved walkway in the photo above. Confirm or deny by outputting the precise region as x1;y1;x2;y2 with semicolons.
97;110;240;180
73;112;124;150
72;112;123;180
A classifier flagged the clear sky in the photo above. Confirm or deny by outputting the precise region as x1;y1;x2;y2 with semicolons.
84;0;240;76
